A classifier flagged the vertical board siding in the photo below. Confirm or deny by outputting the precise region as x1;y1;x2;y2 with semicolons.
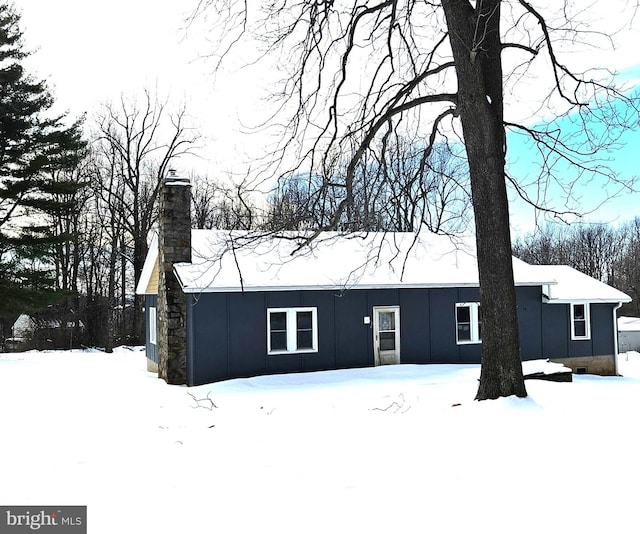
334;290;370;369
429;289;458;363
189;293;230;383
398;289;431;364
180;284;612;385
541;303;569;359
517;286;544;361
229;293;268;378
590;303;615;356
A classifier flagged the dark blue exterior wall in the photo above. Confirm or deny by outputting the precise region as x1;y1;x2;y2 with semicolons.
541;301;616;360
143;285;621;385
178;284;617;386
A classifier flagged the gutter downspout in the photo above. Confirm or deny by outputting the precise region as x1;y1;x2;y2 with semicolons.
613;302;623;376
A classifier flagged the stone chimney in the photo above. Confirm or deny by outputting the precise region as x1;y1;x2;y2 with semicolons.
157;169;191;384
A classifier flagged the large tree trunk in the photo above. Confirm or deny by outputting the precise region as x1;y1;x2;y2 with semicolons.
442;0;526;400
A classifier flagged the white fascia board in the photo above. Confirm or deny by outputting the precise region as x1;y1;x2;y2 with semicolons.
136;234;159;295
179;281;552;294
545;297;632;304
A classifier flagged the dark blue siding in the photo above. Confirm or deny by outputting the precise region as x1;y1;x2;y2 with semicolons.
541;302;616;360
429;289;458;363
188;293;229;384
591;304;615;355
179;284;616;385
398;290;430;364
517;286;543;361
334;290;370;369
229;293;267;378
542;302;568;358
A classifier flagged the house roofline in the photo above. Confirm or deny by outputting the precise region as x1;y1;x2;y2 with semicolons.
179;281;554;294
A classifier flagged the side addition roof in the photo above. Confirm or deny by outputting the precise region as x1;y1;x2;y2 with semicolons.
535;264;631;304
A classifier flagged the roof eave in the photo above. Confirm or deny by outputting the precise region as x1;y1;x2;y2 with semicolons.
179;280;553;294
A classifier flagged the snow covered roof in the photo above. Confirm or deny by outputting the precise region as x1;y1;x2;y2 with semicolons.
618;316;640;332
534;265;631;304
136;230;630;302
138;230;555;294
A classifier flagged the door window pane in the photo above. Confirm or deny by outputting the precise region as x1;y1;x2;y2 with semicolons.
379;331;396;351
379;311;395;331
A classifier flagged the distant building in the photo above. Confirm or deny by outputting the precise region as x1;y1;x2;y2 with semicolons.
618;316;640;353
6;313;84;351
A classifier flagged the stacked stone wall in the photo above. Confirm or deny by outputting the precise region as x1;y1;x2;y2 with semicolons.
157;175;191;385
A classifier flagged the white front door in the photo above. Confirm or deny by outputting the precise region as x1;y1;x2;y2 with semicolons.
373;306;400;365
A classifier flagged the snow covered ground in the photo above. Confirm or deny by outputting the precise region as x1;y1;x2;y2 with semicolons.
1;348;639;534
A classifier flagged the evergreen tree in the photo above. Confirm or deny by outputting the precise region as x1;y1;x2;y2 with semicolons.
0;2;86;319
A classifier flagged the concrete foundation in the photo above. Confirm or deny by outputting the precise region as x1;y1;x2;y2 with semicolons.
147;358;158;373
550;354;617;376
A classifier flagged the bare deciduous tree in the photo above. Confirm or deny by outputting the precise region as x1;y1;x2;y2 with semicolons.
264;138;471;233
192;0;639;399
514;220;640;315
190;172;255;230
93;89;200;344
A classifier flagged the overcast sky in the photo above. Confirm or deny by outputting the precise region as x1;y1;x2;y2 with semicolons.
15;0;640;232
18;0;260;176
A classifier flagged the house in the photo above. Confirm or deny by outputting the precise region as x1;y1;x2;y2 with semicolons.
6;313;84;351
618;316;640;353
136;175;631;386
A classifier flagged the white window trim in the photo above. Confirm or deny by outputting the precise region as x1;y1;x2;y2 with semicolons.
570;302;591;340
267;307;318;355
456;302;481;345
149;307;157;345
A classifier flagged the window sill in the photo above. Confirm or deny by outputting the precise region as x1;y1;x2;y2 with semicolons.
456;341;482;345
268;349;318;355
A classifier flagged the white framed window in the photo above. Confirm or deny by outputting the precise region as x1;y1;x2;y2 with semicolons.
149;307;157;345
456;302;481;344
267;307;318;354
571;303;591;340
